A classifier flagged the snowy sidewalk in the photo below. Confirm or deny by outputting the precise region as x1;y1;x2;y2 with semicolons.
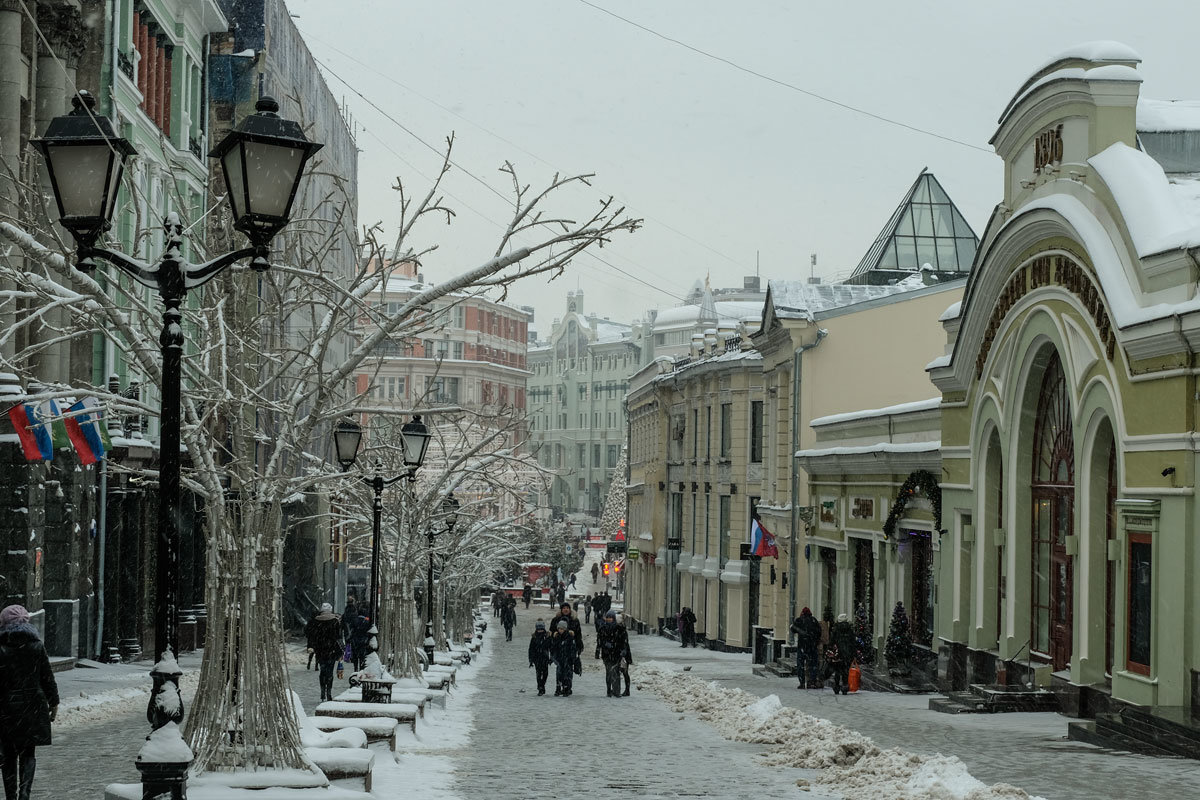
628;633;1200;800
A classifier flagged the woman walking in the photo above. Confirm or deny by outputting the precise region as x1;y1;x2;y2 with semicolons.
0;604;59;800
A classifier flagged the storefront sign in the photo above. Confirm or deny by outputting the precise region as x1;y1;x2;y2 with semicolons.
666;537;682;551
628;548;640;560
976;254;1116;379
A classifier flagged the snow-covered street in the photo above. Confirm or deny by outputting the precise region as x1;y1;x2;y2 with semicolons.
37;608;1200;799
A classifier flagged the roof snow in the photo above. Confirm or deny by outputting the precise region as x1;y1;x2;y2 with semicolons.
654;301;762;330
1137;99;1200;133
939;301;962;322
1035;40;1142;72
810;397;942;428
1089;142;1200;257
766;280;926;321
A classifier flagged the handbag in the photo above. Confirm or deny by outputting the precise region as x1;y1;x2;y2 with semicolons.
343;642;353;662
336;662;344;680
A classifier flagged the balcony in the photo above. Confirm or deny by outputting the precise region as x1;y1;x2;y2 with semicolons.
118;50;135;81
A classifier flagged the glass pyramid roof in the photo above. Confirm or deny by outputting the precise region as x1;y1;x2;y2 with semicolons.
848;170;979;283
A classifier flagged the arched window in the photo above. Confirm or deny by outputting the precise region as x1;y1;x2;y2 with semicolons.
1030;350;1074;670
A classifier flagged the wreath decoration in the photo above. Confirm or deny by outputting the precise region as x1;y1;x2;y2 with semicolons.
882;469;942;539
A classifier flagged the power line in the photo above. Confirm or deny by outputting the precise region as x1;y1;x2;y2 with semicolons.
298;26;750;271
576;0;993;155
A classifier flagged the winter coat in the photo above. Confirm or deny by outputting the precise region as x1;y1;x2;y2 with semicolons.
528;631;552;666
591;595;605;615
522;585;533;601
348;613;372;648
594;620;631;665
0;622;60;748
305;612;344;662
501;604;517;628
791;614;821;649
829;620;857;665
679;608;697;633
550;629;577;666
550;613;584;654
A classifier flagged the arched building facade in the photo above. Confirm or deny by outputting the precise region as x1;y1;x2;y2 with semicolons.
930;43;1200;717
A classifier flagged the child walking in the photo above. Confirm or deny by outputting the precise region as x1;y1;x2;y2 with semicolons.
527;619;552;696
551;619;576;696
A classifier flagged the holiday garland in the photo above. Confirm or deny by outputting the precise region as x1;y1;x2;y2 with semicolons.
882;469;942;538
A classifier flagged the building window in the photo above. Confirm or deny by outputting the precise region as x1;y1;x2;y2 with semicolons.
396;377;405;397
577;445;586;467
387;377;396;399
750;401;764;463
592;444;602;468
720;403;732;459
452;341;464;360
607;445;618;468
692;409;699;458
427;376;459;404
453;306;465;328
705;406;712;460
1127;533;1152;675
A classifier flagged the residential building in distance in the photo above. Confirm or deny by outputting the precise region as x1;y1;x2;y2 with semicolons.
527;291;639;519
635;277;764;363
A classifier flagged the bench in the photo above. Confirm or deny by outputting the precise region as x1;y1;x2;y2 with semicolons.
358;677;393;704
312;715;405;741
305;746;375;791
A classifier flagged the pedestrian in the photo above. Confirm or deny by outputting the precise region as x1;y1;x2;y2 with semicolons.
501;598;517;641
522;583;533;609
305;603;344;701
828;613;857;695
304;607;319;670
590;593;604;629
678;606;697;647
550;601;584;672
347;605;370;671
790;607;822;689
600;591;612;616
492;589;503;618
528;619;553;695
551;619;577;696
595;610;632;697
591;561;600;584
556;582;567;607
615;613;632;695
341;594;358;641
583;593;593;624
0;604;59;800
569;573;577;589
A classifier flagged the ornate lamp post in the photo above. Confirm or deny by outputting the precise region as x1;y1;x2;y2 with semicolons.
333;415;432;657
32;91;322;793
426;492;460;666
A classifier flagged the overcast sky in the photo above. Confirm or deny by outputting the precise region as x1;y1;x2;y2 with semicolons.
286;0;1200;334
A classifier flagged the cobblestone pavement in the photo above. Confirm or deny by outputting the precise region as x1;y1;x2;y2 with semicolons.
630;634;1200;800
450;605;818;800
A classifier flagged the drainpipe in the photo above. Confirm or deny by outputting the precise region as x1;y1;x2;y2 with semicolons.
789;328;828;629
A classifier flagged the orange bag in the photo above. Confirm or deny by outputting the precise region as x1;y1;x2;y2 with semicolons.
848;665;861;693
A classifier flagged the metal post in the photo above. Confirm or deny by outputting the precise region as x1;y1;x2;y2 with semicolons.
369;462;384;632
424;527;435;666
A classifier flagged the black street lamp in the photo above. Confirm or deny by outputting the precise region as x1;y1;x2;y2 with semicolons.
426;492;460;666
333;415;431;658
33;90;322;790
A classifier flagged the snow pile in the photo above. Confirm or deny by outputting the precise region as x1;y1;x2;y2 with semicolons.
632;663;1044;800
137;721;193;763
57;667;201;729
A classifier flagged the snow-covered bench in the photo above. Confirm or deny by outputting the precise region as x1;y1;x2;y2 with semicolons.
315;701;422;732
312;715;406;741
305;747;375;791
290;691;367;750
335;685;446;710
106;784;372;800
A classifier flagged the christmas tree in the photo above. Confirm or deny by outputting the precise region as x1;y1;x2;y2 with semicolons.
854;603;875;666
885;601;912;675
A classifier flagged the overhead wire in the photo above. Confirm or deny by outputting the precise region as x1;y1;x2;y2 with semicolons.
576;0;993;155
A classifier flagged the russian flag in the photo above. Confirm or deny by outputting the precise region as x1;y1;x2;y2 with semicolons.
751;518;778;558
65;398;107;465
7;402;54;461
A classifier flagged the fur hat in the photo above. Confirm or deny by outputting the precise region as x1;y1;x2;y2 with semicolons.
319;602;333;613
604;610;616;619
837;613;848;623
0;605;30;626
560;601;571;610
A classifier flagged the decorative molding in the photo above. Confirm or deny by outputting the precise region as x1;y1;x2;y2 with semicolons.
36;2;89;66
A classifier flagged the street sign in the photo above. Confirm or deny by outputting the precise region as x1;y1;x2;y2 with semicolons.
628;547;640;560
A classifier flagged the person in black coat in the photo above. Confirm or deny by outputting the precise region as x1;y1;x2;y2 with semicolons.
790;607;822;689
678;607;697;647
305;603;345;701
0;605;59;800
828;613;858;695
594;610;633;697
521;584;533;609
501;598;517;641
527;620;553;695
550;620;577;696
347;606;371;671
549;602;584;658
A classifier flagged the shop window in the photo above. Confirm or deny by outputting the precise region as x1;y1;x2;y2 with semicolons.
1126;533;1152;675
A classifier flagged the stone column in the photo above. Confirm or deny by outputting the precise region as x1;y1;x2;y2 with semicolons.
0;1;25;362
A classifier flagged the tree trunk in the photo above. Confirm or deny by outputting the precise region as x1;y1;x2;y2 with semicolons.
185;501;308;773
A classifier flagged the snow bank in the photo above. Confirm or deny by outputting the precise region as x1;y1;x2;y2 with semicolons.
57;666;200;729
632;664;1045;800
137;721;193;763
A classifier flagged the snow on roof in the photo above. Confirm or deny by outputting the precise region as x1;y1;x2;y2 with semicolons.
653;301;761;331
1035;41;1142;72
1089;142;1200;257
1137;99;1200;133
1001;65;1142;124
926;354;952;371
810;397;942;428
795;441;941;459
1005;193;1200;327
591;318;633;344
766;280;923;321
939;300;962;322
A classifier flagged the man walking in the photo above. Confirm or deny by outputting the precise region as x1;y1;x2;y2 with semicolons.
828;613;857;695
305;603;344;701
501;597;517;642
522;583;533;609
595;610;632;697
678;606;697;647
528;619;552;695
591;561;600;585
791;607;822;689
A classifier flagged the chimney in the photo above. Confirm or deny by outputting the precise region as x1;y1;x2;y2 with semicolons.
704;328;718;354
690;332;705;358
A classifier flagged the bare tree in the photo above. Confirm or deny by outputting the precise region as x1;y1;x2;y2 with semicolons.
0;134;638;774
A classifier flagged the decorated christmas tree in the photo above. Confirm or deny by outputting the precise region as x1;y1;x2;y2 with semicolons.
854;603;875;666
598;444;628;539
885;601;912;675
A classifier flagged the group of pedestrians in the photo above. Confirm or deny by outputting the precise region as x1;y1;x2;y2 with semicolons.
525;601;632;697
586;591;613;626
790;607;857;694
